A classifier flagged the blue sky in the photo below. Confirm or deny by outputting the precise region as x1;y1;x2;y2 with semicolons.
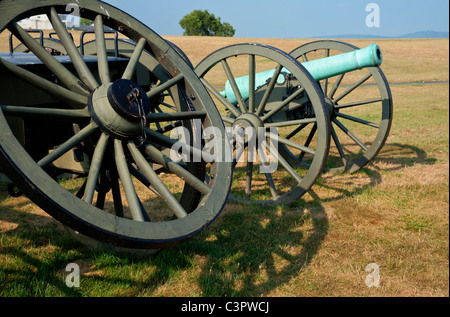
105;0;449;38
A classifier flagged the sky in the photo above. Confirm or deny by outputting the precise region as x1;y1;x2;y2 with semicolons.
104;0;449;38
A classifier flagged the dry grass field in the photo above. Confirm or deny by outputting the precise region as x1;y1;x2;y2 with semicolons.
0;31;448;298
164;36;449;83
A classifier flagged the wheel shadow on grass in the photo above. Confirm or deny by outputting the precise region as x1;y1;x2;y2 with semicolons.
171;193;329;297
367;142;437;171
318;142;436;195
172;142;435;297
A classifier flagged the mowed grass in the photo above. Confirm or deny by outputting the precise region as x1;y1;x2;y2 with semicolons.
0;36;449;297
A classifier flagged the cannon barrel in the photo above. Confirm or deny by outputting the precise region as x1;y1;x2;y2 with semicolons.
221;43;383;104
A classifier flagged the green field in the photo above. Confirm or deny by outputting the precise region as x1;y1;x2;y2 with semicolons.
0;37;448;297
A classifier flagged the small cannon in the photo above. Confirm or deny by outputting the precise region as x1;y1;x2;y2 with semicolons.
195;41;392;205
220;43;383;104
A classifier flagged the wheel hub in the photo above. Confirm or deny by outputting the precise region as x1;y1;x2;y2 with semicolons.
232;112;265;142
324;97;336;118
89;79;151;139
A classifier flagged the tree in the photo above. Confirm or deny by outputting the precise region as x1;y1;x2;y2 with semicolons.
179;10;235;37
79;18;92;26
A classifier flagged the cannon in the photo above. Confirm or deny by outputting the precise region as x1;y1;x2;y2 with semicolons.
0;0;233;252
219;43;383;104
195;41;392;204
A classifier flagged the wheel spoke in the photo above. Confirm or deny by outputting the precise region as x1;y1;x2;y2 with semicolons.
286;123;309;140
122;38;147;80
128;163;152;187
221;59;248;113
261;86;305;122
129;163;165;200
264;117;316;128
248;54;256;113
0;58;87;107
200;78;241;117
114;139;149;222
221;116;235;125
127;142;188;219
264;172;279;199
95;171;111;210
38;122;97;168
147;74;185;99
157;101;177;110
83;133;109;204
145;127;215;163
245;161;253;199
10;22;89;96
0;105;90;121
95;187;107;209
121;172;150;222
76;179;87;198
146;111;207;122
333;118;368;151
110;168;124;217
234;139;245;165
335;97;383;110
144;144;211;195
330;124;348;168
258;145;279;199
94;15;111;84
268;132;316;156
322;49;330;96
267;141;303;185
49;7;99;90
297;123;317;161
256;64;284;116
334;73;372;103
156;121;182;134
336;112;380;128
328;73;345;99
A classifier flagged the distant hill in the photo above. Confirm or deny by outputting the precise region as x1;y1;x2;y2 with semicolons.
399;31;449;38
314;30;449;39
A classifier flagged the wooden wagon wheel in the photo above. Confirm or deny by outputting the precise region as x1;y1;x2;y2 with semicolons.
0;0;232;251
289;40;393;173
195;44;330;205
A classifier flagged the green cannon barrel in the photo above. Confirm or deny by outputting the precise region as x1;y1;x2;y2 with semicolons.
221;43;383;105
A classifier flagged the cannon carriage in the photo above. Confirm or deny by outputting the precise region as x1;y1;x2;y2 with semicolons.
0;0;393;252
195;41;392;204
